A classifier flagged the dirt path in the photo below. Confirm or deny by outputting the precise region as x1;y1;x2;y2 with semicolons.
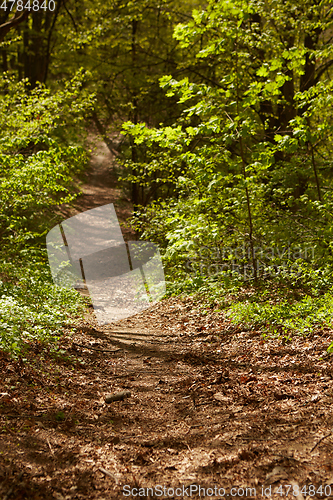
59;135;135;240
1;141;333;499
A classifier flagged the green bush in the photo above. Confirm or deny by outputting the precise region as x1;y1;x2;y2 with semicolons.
0;71;95;357
0;70;94;246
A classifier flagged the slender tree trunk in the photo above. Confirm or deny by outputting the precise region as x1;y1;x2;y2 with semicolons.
43;0;63;84
307;119;322;202
1;49;7;72
235;37;257;283
22;6;58;88
131;19;140;206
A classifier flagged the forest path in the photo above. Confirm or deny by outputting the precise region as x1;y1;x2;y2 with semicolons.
1;140;333;499
59;135;135;241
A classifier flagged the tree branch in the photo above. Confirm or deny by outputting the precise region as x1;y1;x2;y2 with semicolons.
0;9;30;44
315;59;333;84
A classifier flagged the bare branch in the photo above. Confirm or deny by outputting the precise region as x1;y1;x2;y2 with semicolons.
0;9;30;44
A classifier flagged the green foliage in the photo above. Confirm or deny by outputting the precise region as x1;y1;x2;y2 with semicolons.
121;0;333;342
0;70;95;246
44;0;196;130
123;0;333;269
0;70;95;147
0;143;86;244
0;71;94;245
0;71;95;357
3;0;333;350
228;291;333;337
55;411;66;422
0;251;86;357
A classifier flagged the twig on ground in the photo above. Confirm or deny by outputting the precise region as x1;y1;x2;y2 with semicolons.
98;467;119;484
47;438;54;456
0;414;49;420
185;442;192;452
310;431;332;452
73;342;122;354
105;391;131;403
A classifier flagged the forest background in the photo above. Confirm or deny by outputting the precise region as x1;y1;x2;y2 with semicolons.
1;0;333;357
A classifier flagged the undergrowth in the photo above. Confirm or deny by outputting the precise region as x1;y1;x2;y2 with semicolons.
226;292;333;337
0;71;94;358
163;265;333;345
0;249;86;358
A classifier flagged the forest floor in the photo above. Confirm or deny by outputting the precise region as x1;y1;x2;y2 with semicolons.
1;138;333;500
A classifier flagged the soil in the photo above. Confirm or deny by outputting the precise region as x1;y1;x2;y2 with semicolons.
1;139;333;500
